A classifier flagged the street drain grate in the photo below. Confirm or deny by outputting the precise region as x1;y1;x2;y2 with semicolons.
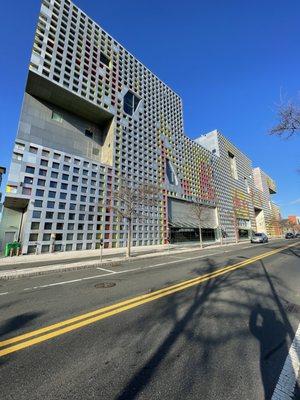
94;282;116;289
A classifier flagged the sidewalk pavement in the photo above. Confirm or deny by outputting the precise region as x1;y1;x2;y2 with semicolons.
0;240;258;280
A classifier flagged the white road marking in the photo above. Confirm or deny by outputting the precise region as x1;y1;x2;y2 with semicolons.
96;267;116;273
271;322;300;400
0;292;9;296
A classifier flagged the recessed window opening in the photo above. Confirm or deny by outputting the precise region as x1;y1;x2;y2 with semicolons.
123;91;140;116
228;151;238;180
100;53;110;67
52;111;63;123
85;129;94;139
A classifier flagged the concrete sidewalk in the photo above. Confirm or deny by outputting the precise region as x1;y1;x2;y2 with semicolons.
0;240;254;280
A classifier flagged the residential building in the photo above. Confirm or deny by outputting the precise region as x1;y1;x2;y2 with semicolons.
0;0;281;254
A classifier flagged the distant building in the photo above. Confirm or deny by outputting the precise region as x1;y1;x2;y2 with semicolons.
1;0;282;254
288;215;300;225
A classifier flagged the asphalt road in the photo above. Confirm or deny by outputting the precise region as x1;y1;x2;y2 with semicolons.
1;239;299;399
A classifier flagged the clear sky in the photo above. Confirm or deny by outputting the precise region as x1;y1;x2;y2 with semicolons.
0;0;299;217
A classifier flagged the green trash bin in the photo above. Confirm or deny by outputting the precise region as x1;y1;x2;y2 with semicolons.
4;242;14;257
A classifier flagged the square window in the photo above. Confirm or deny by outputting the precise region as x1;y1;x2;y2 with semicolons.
47;201;55;208
43;233;51;241
66;233;74;240
22;187;32;195
42;150;50;157
52;162;59;169
25;166;35;174
29;233;38;242
39;168;47;176
29;146;38;154
46;211;54;219
31;222;40;229
62;173;69;181
50;181;57;188
32;210;41;218
34;199;43;207
41;159;48;166
37;179;46;186
24;176;34;185
57;212;65;220
61;183;68;190
36;189;44;197
44;222;52;230
68;223;75;230
59;202;66;209
52;111;63;123
41;245;50;253
51;171;59;178
48;190;56;198
69;203;76;210
60;192;67;200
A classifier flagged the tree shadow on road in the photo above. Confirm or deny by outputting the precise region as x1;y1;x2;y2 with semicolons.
113;248;300;400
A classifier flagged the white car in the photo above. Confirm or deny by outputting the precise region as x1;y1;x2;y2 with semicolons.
251;233;269;243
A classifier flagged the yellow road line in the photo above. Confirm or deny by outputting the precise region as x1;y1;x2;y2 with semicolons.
0;242;297;357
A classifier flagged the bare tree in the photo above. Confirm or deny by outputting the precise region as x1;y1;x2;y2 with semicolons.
270;99;300;138
276;218;296;233
190;202;208;249
110;179;160;257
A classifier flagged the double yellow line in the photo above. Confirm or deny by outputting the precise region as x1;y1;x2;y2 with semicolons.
0;242;297;357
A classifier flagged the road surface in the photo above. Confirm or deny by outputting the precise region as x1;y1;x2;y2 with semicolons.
0;239;299;399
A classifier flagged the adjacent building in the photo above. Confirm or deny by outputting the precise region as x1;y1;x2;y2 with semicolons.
0;0;282;254
0;166;6;207
288;215;300;225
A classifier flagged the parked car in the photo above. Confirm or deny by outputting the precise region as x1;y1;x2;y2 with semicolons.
251;233;269;243
285;232;295;239
294;233;300;238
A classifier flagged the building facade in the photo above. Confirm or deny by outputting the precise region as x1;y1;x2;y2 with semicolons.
288;216;300;225
1;0;281;254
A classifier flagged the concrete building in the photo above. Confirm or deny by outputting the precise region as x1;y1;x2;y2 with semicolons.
1;0;281;254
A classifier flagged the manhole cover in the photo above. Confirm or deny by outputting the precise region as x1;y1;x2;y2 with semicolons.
94;282;116;289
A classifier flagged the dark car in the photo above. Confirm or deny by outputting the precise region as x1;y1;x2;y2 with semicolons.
285;232;295;239
295;233;300;238
251;233;268;243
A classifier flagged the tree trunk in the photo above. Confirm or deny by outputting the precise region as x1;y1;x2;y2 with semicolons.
126;218;132;258
199;226;203;249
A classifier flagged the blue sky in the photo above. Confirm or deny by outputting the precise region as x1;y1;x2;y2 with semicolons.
0;0;299;217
